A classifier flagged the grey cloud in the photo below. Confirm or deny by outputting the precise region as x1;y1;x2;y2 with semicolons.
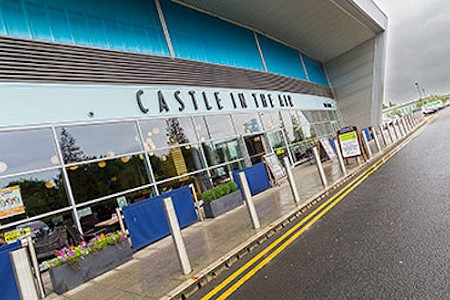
375;0;450;102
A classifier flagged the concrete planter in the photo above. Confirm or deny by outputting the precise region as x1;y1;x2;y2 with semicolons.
203;190;243;218
49;240;132;294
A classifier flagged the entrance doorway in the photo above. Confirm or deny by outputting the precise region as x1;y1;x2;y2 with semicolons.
244;134;266;164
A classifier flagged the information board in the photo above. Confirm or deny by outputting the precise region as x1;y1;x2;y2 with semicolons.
319;139;336;160
263;153;287;184
337;127;362;158
0;186;25;219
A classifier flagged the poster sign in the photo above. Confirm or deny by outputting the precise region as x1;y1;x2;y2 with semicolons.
263;153;287;184
319;138;336;160
4;227;31;243
0;186;25;219
338;126;362;158
116;196;128;208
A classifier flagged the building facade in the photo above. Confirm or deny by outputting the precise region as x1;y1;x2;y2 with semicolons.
0;0;386;237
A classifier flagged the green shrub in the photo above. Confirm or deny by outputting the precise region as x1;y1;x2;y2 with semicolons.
202;181;238;203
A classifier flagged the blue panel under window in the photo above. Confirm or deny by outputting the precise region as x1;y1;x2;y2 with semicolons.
257;34;306;80
161;0;264;70
1;0;31;38
302;54;329;87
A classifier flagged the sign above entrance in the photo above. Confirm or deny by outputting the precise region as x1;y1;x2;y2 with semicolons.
0;82;336;128
135;88;334;115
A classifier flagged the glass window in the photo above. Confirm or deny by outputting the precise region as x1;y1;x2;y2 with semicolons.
0;129;59;176
139;117;197;149
157;171;210;195
280;111;303;144
232;113;262;135
0;211;74;248
202;139;243;167
76;186;156;233
57;122;142;163
290;143;312;163
0;169;69;224
192;116;209;142
202;114;236;140
210;161;244;186
260;112;278;131
329;110;337;121
148;145;205;181
67;155;149;203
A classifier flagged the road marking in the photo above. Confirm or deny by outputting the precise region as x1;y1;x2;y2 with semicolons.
203;135;410;300
216;143;406;299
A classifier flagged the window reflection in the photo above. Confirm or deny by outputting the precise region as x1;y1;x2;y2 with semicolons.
280;111;303;144
210;161;244;186
148;145;205;181
0;169;69;223
139;117;197;149
260;112;281;131
0;129;59;176
232;113;262;135
202;139;243;166
57;122;142;163
202;114;236;140
67;155;149;203
157;172;211;195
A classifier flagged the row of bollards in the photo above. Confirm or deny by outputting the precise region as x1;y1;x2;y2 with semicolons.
122;112;424;277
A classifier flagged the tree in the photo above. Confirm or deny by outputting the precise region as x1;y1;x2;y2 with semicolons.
59;127;86;163
165;118;189;146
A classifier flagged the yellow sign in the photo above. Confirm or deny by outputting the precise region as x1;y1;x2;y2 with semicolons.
0;186;25;219
4;227;31;243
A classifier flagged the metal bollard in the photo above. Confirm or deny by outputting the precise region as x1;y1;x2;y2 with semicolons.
387;124;395;143
392;123;400;140
190;184;204;221
361;130;372;158
402;118;409;133
238;172;260;229
371;127;382;152
283;156;300;204
10;248;39;300
115;208;126;233
378;125;388;146
334;140;347;176
162;197;192;275
312;147;328;186
26;237;45;299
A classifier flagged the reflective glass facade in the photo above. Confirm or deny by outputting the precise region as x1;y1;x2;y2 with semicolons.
0;110;340;238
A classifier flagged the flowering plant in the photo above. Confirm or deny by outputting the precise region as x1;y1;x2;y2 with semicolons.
47;230;127;269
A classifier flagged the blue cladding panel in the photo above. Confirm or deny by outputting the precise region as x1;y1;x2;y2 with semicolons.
257;34;306;80
0;241;22;300
0;0;31;38
0;0;170;56
302;54;329;87
123;186;197;251
160;0;264;70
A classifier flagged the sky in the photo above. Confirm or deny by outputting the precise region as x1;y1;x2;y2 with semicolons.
374;0;450;103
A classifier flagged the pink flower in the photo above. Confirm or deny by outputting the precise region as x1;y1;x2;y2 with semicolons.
120;236;126;241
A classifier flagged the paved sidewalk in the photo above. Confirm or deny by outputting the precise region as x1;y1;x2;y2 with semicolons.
44;158;361;300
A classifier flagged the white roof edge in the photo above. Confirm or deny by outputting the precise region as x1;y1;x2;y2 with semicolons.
332;0;387;33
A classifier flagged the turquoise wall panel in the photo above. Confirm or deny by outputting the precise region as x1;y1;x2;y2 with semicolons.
160;0;264;71
257;34;306;80
302;54;329;87
0;0;170;56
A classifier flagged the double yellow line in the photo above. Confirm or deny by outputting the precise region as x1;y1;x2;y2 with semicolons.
202;138;410;300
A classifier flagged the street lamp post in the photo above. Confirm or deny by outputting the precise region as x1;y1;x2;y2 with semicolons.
414;81;423;98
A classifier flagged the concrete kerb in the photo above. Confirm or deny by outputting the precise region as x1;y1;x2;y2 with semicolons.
163;116;432;300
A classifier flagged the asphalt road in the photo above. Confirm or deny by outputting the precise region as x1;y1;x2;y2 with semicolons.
196;110;450;300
